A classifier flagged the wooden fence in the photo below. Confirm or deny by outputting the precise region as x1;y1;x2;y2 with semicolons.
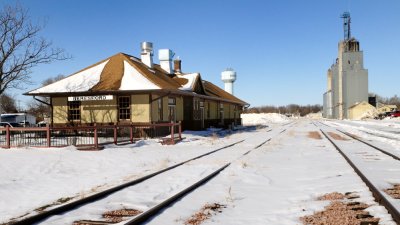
0;122;182;150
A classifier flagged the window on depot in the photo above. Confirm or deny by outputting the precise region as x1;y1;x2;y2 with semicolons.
118;96;131;120
158;98;163;121
68;101;81;121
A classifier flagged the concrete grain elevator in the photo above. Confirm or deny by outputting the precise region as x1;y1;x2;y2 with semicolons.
323;12;369;119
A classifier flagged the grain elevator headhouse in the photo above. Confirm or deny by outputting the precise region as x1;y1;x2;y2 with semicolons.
323;12;369;120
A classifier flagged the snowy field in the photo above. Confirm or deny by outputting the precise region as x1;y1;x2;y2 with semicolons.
1;114;400;224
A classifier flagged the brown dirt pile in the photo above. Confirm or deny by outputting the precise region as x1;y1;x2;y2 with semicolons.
102;209;142;222
184;203;226;225
317;192;345;200
72;208;142;225
308;131;322;140
301;192;379;225
384;184;400;199
328;132;349;141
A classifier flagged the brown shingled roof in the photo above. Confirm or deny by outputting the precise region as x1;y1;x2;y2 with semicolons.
203;80;248;105
25;52;247;106
122;53;182;90
90;53;125;91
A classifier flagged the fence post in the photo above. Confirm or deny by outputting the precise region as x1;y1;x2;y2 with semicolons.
178;121;182;140
6;125;10;149
114;124;117;145
171;121;175;144
94;123;98;149
46;124;51;147
130;125;133;143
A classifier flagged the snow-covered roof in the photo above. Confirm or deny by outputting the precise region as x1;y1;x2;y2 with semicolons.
29;60;109;94
176;73;200;91
26;52;247;105
119;61;161;90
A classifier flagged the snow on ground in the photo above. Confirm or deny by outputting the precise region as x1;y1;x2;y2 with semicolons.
39;126;284;224
0;128;253;223
148;120;395;225
0;113;399;224
324;119;400;154
241;113;291;126
319;124;400;212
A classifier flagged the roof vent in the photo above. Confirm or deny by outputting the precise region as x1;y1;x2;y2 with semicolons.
141;42;153;68
159;49;174;74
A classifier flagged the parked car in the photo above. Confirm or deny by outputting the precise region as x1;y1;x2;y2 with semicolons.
37;121;48;127
19;121;31;127
390;111;400;118
0;122;21;128
0;122;21;135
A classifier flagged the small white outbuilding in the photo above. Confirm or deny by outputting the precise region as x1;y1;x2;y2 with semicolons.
0;113;36;126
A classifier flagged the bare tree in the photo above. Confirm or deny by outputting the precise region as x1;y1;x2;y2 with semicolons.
41;74;65;87
244;104;323;116
26;74;65;121
0;4;69;95
0;93;18;113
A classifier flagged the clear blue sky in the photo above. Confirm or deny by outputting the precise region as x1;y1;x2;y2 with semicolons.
2;0;400;108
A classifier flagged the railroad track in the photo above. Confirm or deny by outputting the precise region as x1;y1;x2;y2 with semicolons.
318;121;400;160
124;137;276;225
315;123;400;224
321;120;400;141
8;124;290;225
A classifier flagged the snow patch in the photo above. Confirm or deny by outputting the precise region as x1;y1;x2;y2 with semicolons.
29;60;109;93
177;73;199;91
119;60;160;90
241;113;291;125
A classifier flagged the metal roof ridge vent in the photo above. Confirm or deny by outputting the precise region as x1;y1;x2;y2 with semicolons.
159;49;175;74
140;42;153;68
130;57;141;63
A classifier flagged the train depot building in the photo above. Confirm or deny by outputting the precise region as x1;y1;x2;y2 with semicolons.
25;42;248;130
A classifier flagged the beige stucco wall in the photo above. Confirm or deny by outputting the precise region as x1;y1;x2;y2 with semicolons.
176;96;183;122
81;99;117;124
230;104;235;119
208;101;218;119
131;94;150;123
224;103;235;119
52;97;68;124
52;94;244;126
150;95;182;122
150;94;161;122
53;97;118;124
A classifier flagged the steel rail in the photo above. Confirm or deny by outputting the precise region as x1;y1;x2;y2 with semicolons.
9;125;287;225
124;131;278;225
319;121;400;161
8;139;245;225
336;129;400;161
125;162;232;225
319;128;400;224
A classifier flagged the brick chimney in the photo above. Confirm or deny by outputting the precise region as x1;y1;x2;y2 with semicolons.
174;58;182;73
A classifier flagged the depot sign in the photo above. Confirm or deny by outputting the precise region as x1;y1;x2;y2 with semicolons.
67;95;113;102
